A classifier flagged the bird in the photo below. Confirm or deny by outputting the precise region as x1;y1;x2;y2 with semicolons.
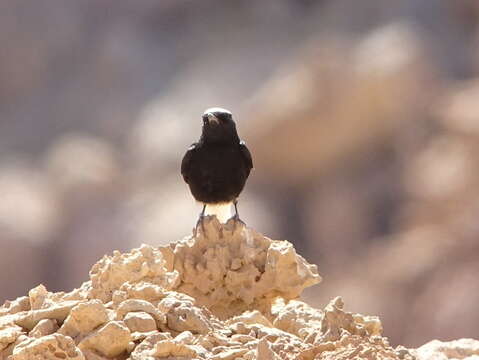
181;107;253;233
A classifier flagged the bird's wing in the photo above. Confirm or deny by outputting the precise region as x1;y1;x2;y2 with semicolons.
181;143;197;184
239;140;253;176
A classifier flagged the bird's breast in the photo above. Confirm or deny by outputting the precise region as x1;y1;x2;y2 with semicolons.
187;144;248;203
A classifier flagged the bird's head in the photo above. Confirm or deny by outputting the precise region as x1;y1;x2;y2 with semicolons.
201;107;239;144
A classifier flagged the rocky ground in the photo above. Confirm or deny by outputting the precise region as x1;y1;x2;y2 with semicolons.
0;218;477;359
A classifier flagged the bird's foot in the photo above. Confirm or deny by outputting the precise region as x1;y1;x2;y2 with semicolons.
231;214;246;232
232;214;245;225
193;215;206;238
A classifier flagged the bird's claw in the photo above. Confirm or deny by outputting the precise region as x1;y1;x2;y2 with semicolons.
232;214;245;225
232;214;245;232
193;215;206;238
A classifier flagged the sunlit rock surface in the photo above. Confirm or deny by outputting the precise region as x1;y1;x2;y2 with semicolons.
0;218;474;359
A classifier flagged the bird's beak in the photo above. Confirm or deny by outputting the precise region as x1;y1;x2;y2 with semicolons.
207;113;219;125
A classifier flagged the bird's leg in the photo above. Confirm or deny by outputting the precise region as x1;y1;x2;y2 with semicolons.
194;204;207;237
232;200;245;227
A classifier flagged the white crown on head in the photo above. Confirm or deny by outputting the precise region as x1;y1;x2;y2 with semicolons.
203;107;232;115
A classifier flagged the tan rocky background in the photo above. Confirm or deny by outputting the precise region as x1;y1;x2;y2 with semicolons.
1;0;479;350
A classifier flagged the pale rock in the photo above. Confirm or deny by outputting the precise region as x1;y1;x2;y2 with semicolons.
14;300;83;330
225;310;273;328
194;333;221;352
58;300;108;339
1;342;15;358
175;330;195;344
28;284;48;310
211;347;248;359
353;314;383;338
243;350;256;360
0;297;30;317
27;285;75;311
152;339;198;358
130;332;172;360
2;334;30;357
130;329;158;342
170;217;320;319
116;298;158;319
272;299;323;341
316;297;382;344
414;338;479;360
157;292;196;313
10;333;84;360
230;333;256;344
257;337;280;360
88;244;179;303
255;325;309;359
206;331;237;349
113;282;167;306
166;301;212;334
0;218;473;360
156;291;217;335
309;334;414;360
78;321;131;357
123;311;157;333
227;320;308;359
116;298;165;328
80;349;109;360
29;319;59;338
0;324;23;351
126;340;136;352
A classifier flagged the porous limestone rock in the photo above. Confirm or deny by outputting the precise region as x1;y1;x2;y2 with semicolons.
10;333;84;360
167;217;321;319
87;244;177;303
0;218;475;359
0;324;23;351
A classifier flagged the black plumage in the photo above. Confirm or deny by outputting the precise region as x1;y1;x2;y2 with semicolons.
181;107;253;223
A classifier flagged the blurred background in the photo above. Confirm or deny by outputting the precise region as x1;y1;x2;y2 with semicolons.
1;0;479;348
